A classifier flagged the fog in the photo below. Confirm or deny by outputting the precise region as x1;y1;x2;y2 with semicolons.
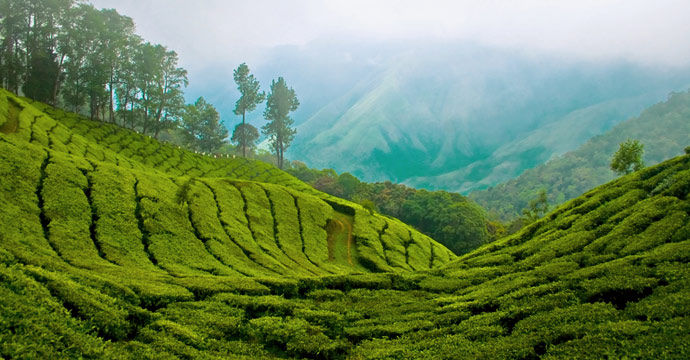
90;0;690;72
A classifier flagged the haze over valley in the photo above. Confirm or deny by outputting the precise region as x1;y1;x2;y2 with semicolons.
91;0;690;193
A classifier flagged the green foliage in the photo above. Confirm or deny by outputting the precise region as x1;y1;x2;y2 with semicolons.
22;49;59;104
181;96;228;153
288;166;491;254
611;138;645;175
233;63;265;157
231;123;260;156
263;77;298;169
521;188;549;223
360;199;376;214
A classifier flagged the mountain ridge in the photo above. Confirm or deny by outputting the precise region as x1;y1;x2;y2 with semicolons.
470;89;690;222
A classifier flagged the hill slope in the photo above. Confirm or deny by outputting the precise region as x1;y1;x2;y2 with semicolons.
2;89;690;358
0;88;455;279
471;89;690;222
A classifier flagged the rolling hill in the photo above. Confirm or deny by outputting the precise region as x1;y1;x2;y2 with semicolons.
470;89;690;222
0;88;453;279
2;88;690;358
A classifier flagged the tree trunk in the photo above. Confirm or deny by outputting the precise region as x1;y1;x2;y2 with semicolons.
108;69;114;123
51;52;66;106
241;110;246;157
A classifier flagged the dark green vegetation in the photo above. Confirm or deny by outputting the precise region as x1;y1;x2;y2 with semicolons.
472;89;690;222
287;165;491;255
3;89;690;358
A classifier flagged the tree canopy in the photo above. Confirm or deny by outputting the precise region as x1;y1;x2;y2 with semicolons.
0;0;243;153
610;139;645;175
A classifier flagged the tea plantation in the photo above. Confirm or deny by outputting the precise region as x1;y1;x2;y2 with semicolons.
2;89;689;358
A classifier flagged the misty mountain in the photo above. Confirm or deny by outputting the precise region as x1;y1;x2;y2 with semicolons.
191;40;690;192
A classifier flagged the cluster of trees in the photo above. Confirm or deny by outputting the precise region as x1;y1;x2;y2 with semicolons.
0;0;300;161
1;0;188;133
230;63;299;169
287;163;492;254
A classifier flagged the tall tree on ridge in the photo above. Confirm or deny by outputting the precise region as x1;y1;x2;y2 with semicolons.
232;62;264;157
114;34;142;129
263;77;298;169
610;139;645;175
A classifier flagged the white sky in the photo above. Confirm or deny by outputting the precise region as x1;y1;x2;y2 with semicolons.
89;0;690;73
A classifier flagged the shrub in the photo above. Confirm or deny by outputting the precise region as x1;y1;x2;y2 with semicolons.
360;199;376;214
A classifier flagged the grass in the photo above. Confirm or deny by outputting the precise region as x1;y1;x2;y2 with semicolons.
2;88;689;358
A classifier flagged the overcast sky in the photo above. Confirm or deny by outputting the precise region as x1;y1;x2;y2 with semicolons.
89;0;690;74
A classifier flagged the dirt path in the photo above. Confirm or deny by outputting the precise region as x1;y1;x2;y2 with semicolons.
0;98;20;134
343;219;353;265
326;213;354;266
326;219;344;261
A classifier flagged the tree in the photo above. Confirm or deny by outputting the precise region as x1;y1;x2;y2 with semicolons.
521;189;549;223
22;47;59;102
610;139;645;175
0;0;74;98
150;49;187;138
97;8;135;123
232;63;265;157
231;123;259;155
181;97;228;153
114;34;142;129
130;43;188;135
262;77;298;169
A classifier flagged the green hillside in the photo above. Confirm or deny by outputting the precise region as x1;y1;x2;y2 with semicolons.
471;89;690;222
0;89;453;279
2;88;690;358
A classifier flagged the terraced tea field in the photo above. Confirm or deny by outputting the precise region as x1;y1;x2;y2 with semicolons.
1;89;689;358
1;90;454;278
